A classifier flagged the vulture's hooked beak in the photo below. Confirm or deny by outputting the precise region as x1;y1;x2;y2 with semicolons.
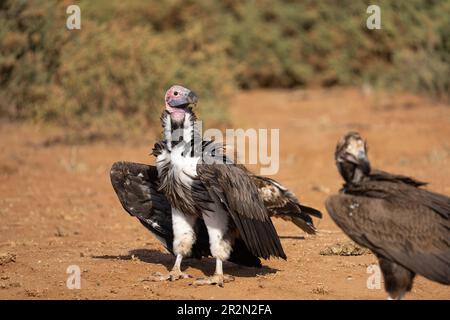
168;90;198;108
343;150;371;174
187;91;198;105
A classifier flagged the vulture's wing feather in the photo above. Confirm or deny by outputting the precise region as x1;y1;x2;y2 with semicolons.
250;175;321;234
228;238;262;268
346;181;450;219
326;192;450;285
299;205;323;219
110;161;172;241
197;164;286;260
369;169;428;187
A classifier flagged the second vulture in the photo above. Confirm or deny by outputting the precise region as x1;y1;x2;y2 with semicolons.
326;132;450;299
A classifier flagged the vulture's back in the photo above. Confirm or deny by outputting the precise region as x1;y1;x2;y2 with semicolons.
326;179;450;285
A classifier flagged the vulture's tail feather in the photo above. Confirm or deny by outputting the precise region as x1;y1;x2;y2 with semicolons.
299;205;323;218
275;204;321;235
291;216;316;235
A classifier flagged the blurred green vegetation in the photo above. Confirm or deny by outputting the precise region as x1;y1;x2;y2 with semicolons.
1;0;449;132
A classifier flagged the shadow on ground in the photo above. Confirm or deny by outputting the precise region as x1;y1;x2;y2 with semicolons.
279;235;306;240
93;248;279;278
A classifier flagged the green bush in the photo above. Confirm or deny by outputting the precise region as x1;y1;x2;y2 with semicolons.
0;0;448;131
0;0;68;120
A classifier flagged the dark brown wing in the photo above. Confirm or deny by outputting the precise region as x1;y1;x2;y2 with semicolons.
197;164;286;260
368;169;428;187
326;191;450;285
251;175;321;234
345;180;450;219
201;141;323;234
110;162;173;242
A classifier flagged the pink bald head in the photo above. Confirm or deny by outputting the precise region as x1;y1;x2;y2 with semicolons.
164;85;198;123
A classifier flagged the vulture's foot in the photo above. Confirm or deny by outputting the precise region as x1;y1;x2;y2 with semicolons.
146;270;192;282
192;274;235;287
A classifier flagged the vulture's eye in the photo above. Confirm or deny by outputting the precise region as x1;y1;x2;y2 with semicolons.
174;91;178;96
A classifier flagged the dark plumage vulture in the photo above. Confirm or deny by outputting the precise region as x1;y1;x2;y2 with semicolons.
326;132;450;299
110;85;320;286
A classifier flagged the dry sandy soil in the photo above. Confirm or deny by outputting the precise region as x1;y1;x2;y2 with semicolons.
0;88;449;300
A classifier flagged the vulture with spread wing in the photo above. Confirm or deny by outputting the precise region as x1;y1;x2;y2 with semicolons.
111;85;321;286
110;161;261;268
326;132;450;299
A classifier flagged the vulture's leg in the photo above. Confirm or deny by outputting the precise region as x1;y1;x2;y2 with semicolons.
379;257;415;300
148;209;196;282
193;209;235;287
167;253;191;280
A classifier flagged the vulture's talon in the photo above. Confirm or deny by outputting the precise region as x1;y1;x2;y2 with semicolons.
193;274;234;287
169;270;192;281
146;271;170;282
146;270;191;282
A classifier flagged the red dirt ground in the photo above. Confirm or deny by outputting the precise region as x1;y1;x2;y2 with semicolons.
0;88;449;299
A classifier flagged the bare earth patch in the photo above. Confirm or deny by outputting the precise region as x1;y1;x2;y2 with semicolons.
0;88;449;299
